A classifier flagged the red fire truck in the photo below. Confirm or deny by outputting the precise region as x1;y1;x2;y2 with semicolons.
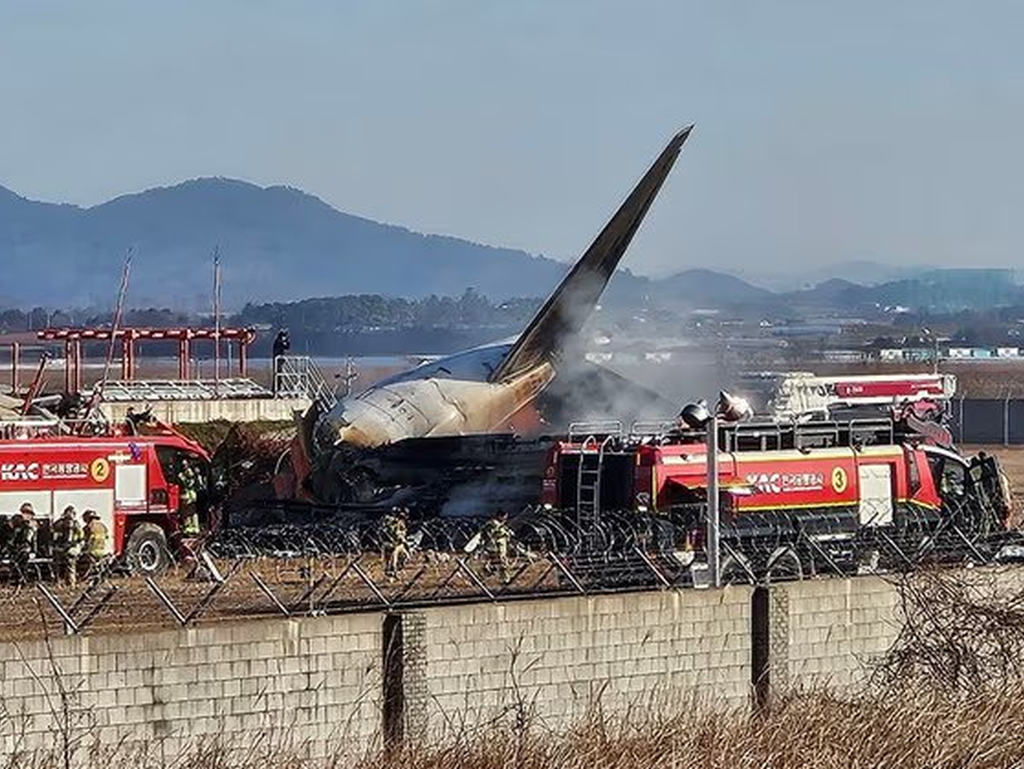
0;423;213;575
542;416;1012;577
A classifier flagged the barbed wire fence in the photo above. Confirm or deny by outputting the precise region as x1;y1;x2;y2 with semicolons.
3;493;1024;641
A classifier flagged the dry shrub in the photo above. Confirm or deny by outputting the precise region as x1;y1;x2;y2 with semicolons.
875;568;1024;694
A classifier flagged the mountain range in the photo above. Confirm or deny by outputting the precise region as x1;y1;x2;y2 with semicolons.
1;178;1019;314
0;179;582;308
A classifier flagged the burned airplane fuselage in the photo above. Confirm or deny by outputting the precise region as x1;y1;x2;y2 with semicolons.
314;342;552;450
301;125;695;504
303;343;552;503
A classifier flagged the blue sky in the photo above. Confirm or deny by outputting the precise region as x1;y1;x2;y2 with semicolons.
2;1;1023;278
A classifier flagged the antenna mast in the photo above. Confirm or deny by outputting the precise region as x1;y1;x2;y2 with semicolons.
213;246;222;393
83;249;132;425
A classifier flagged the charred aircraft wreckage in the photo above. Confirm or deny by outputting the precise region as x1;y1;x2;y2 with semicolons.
281;126;695;511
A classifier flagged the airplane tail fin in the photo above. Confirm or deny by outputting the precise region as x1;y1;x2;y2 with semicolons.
489;125;693;383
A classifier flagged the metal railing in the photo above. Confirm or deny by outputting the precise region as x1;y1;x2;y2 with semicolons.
0;419;63;440
567;420;623;442
273;355;338;411
99;378;271;402
0;417;113;440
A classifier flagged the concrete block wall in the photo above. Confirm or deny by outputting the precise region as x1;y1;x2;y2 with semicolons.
417;587;753;736
770;576;901;691
0;613;381;761
5;569;1015;757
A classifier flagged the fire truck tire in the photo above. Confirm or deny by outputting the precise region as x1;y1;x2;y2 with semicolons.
125;524;172;576
765;546;803;582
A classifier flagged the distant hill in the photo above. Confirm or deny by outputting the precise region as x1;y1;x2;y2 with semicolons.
785;278;874;308
784;269;1021;313
738;259;931;291
2;178;1020;316
653;268;774;306
0;178;637;308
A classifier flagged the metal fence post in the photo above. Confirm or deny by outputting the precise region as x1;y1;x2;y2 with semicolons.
10;341;19;394
706;414;721;588
1005;389;1012;447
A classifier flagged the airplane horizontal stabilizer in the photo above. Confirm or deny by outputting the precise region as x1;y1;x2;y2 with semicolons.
490;125;693;383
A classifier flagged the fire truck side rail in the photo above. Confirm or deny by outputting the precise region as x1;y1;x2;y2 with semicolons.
630;419;678;436
629;416;899;452
567;420;623;442
0;419;63;439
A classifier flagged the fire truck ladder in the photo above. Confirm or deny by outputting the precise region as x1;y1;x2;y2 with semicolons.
575;434;615;531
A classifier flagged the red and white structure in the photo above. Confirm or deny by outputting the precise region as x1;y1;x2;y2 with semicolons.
739;372;957;419
33;326;258;394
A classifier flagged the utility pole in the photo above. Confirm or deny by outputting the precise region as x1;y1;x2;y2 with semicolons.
706;413;721;588
213;246;222;394
923;326;938;375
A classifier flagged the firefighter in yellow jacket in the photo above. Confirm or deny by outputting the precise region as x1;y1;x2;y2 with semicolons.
380;507;409;579
80;510;109;578
481;509;513;582
178;460;201;536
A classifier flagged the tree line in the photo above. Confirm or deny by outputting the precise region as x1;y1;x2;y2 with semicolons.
234;290;541;332
0;291;543;335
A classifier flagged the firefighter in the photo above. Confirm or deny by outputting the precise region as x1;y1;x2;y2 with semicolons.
10;503;38;583
272;328;291;396
481;509;513;582
0;514;12;559
80;510;109;578
51;505;83;588
124;406;138;435
123;405;154;436
179;460;201;536
380;506;409;579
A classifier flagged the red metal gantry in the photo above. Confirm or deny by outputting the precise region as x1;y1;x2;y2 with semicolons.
34;326;258;393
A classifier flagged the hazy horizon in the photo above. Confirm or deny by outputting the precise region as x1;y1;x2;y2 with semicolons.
3;2;1024;278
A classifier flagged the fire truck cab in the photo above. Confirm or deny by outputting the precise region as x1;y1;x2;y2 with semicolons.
0;426;213;575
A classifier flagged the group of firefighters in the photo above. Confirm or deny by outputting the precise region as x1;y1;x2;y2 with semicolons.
0;503;109;586
379;507;515;581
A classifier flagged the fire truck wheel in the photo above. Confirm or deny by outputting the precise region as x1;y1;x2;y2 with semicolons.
765;546;803;583
125;524;172;576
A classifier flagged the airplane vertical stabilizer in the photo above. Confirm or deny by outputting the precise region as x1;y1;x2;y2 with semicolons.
489;125;693;383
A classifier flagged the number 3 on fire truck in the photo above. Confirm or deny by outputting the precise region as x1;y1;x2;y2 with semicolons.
831;466;848;494
89;458;110;484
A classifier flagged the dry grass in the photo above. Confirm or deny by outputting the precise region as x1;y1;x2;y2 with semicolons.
7;686;1024;769
373;689;1024;769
